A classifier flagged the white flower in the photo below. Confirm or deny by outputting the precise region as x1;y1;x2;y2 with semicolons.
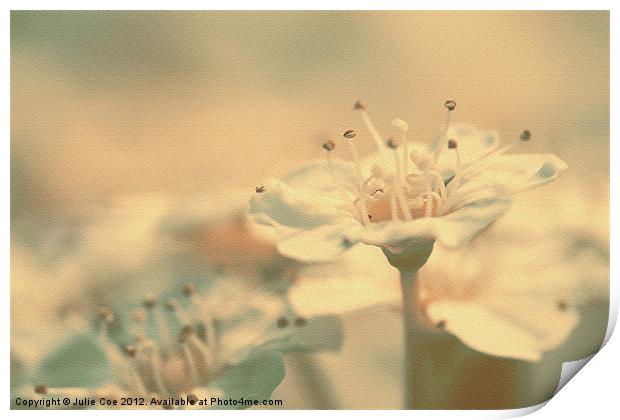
250;101;566;268
14;276;342;409
418;242;582;362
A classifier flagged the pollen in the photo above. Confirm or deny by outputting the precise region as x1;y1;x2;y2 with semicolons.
386;138;399;149
520;129;532;141
353;100;367;110
322;140;336;152
143;294;157;309
34;385;48;395
183;283;197;297
178;325;196;343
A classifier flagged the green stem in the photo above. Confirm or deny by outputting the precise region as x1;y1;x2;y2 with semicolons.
399;269;430;409
290;352;340;409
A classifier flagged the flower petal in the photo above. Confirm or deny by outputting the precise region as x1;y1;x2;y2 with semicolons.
35;334;110;388
291;244;400;316
426;300;578;362
459;153;567;195
276;222;363;262
435;123;501;172
208;350;285;407
264;315;345;353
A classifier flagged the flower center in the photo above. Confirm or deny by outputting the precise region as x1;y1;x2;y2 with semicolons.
321;100;533;225
84;285;225;400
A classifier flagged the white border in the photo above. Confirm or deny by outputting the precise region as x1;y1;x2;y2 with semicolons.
3;3;617;419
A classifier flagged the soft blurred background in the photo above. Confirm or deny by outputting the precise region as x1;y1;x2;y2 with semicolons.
11;11;609;409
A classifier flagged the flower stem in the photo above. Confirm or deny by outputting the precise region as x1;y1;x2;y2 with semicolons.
399;269;429;409
290;352;340;409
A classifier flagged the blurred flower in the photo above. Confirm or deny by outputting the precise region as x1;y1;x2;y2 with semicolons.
13;276;343;409
289;244;400;318
250;101;566;270
418;242;580;362
286;182;609;362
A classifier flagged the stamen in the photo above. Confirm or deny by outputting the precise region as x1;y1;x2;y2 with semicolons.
187;393;198;405
422;192;442;217
184;285;218;364
387;138;413;221
186;335;215;373
520;129;531;141
183;283;197;297
182;344;199;387
123;344;137;358
432;100;456;160
143;294;175;355
167;299;192;326
389;193;399;220
354;100;386;151
392;118;410;178
255;186;265;193
120;345;148;395
277;317;289;328
342;129;371;225
97;306;116;331
446;139;462;199
410;149;432;172
322;140;335;151
34;385;90;400
144;342;168;396
130;308;147;340
178;325;196;344
143;294;156;310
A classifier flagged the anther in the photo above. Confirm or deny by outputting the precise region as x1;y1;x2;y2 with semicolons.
131;308;146;322
276;317;289;328
391;119;409;132
97;307;115;325
368;214;373;220
557;301;568;311
444;100;456;111
353;100;366;110
370;188;384;196
322;140;335;152
435;320;447;330
183;283;197;297
255;186;265;193
143;294;156;310
294;317;307;327
178;325;196;343
187;393;198;405
386;138;399;149
165;299;179;312
34;385;48;395
122;344;137;358
448;139;458;149
341;237;354;248
342;129;356;139
520;129;531;141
